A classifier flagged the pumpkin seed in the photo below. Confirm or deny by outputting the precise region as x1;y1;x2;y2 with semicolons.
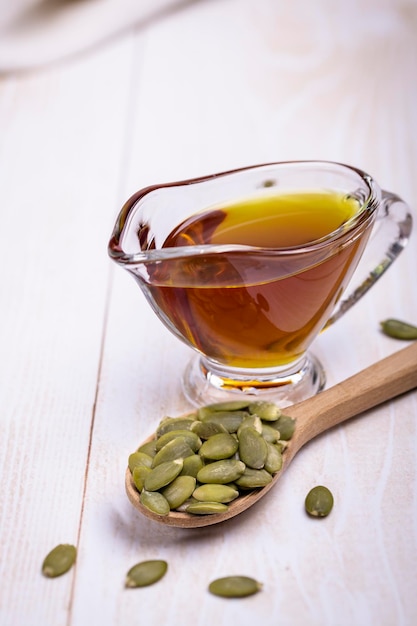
199;433;239;460
197;459;246;484
156;416;197;437
125;560;168;588
128;451;153;472
248;401;281;421
193;484;239;503
197;400;250;418
161;475;196;509
264;442;283;474
151;438;194;467
305;485;334;517
191;420;228;439
237;414;263;435
155;429;201;452
199;411;248;433
380;318;417;340
235;468;272;489
270;415;295;440
140;489;170;516
208;575;262;598
42;544;76;578
238;427;268;469
261;423;280;443
132;465;151;492
185;501;229;515
144;459;183;491
179;454;204;477
137;440;158;457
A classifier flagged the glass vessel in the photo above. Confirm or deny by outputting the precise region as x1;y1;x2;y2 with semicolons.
108;161;412;407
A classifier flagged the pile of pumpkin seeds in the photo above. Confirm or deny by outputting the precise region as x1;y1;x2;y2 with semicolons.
128;400;295;517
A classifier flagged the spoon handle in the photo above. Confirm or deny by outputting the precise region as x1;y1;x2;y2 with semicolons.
287;342;417;452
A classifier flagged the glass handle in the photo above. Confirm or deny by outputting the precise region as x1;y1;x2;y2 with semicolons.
325;191;413;328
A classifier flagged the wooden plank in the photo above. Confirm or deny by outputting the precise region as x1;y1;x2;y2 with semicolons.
0;35;135;625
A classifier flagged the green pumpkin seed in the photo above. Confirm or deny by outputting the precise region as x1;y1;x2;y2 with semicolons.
132;465;151;492
264;442;283;474
199;411;248;433
193;484;239;503
197;459;246;484
261;423;280;443
125;560;168;588
197;401;250;418
208;575;262;598
144;459;183;491
270;415;295;440
156;416;197;437
161;475;196;509
237;414;263;435
248;401;281;421
191;420;228;439
305;485;334;517
185;501;229;515
151;438;194;467
137;440;158;457
155;429;201;452
235;468;272;489
380;318;417;340
199;433;239;460
128;451;153;472
140;489;170;516
238;427;268;469
179;454;204;477
42;544;77;578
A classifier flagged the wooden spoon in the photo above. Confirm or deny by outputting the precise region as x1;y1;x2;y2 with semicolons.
126;342;417;528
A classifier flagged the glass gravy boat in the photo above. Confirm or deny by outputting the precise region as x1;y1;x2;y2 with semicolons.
108;161;412;407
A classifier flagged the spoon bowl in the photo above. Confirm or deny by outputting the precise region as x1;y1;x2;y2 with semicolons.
126;342;417;528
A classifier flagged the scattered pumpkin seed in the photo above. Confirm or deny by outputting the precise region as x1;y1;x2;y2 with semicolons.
380;318;417;340
125;560;168;588
140;489;170;516
185;501;229;515
305;485;334;517
144;459;183;491
208;575;262;598
42;544;77;578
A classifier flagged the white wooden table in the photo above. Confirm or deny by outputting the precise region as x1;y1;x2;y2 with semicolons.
1;1;417;624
